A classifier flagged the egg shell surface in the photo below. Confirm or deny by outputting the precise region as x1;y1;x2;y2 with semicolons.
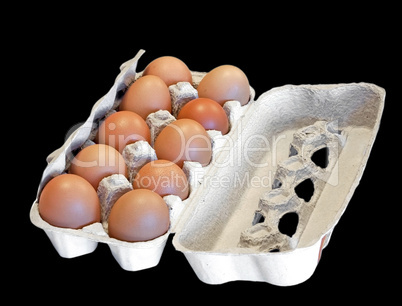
69;144;128;189
154;119;212;168
97;111;151;153
108;189;170;242
197;65;250;106
133;159;189;200
119;75;171;120
143;56;192;86
38;174;101;229
177;97;229;135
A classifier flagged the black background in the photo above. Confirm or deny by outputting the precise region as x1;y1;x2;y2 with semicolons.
12;4;398;303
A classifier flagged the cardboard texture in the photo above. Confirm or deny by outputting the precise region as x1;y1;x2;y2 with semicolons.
30;49;385;286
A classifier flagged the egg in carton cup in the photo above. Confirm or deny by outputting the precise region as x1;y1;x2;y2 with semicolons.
30;49;385;285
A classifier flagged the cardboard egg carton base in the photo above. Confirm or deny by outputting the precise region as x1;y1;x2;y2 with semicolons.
30;49;385;286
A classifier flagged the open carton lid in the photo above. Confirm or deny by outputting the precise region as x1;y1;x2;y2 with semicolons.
171;81;385;285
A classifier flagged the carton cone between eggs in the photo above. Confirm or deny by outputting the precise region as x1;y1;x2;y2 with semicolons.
31;49;385;286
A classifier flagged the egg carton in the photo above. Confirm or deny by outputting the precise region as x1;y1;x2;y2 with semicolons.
30;49;385;286
29;49;254;272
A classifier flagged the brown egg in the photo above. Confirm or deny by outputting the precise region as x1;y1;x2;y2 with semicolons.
197;65;250;106
177;98;229;135
133;159;189;200
96;111;151;153
69;144;128;189
119;75;171;120
154;119;212;168
108;189;170;242
38;174;101;229
143;56;192;86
